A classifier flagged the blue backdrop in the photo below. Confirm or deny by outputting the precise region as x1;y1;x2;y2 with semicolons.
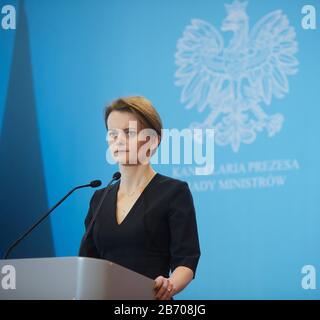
0;0;319;299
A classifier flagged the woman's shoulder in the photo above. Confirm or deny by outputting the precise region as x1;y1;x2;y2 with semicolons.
155;173;195;210
156;172;186;184
155;173;190;193
90;180;120;203
91;172;190;201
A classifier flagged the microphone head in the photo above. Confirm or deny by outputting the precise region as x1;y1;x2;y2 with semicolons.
90;180;102;188
113;172;121;180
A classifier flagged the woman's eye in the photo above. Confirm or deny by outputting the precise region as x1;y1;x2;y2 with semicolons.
108;132;117;138
127;131;137;137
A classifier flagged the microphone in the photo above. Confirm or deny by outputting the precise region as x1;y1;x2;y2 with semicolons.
3;180;102;260
90;180;102;188
111;171;121;182
80;172;121;244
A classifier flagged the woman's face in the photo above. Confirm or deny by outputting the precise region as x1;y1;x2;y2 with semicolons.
107;110;158;165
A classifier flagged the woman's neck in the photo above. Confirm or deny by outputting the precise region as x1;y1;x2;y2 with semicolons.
118;164;156;194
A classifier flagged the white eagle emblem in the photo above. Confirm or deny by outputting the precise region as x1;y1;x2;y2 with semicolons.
175;0;299;152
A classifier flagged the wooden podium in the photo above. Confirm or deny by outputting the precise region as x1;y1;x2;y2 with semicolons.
0;257;156;300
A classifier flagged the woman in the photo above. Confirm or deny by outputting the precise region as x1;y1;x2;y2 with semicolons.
79;96;201;300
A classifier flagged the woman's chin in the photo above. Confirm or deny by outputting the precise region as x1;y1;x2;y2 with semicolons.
113;155;135;165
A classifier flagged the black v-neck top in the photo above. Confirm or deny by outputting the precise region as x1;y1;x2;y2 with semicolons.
79;173;201;280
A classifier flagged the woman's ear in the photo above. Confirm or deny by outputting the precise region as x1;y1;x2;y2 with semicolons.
149;135;160;156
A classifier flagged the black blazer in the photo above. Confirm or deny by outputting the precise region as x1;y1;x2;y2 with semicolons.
79;173;201;280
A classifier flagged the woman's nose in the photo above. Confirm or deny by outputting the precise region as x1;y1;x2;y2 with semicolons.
115;131;127;145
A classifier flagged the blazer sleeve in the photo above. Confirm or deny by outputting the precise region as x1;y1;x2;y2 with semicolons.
168;182;201;279
78;191;100;258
